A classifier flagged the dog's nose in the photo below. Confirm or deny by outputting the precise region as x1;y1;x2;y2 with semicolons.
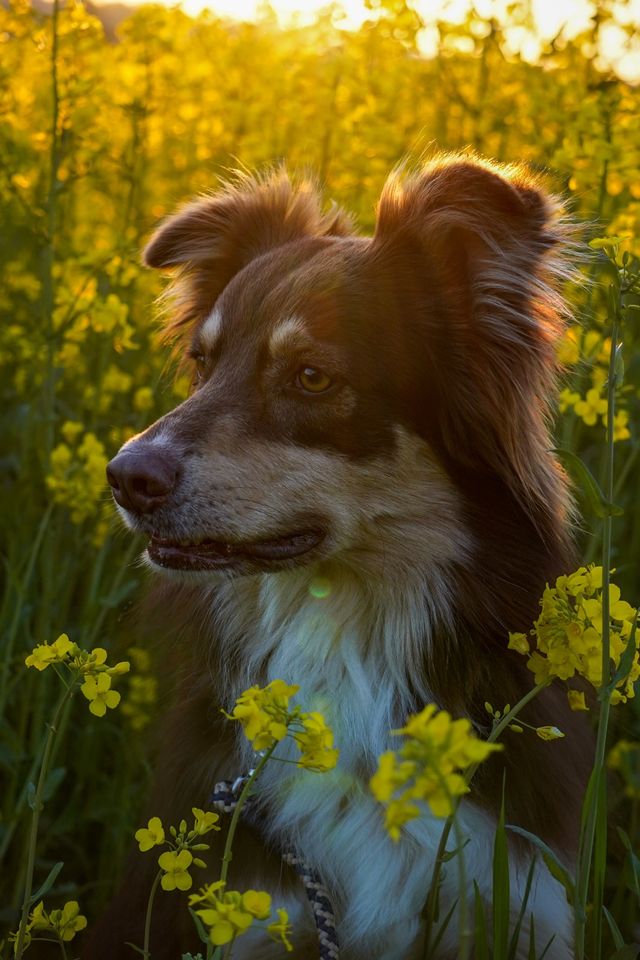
106;446;180;515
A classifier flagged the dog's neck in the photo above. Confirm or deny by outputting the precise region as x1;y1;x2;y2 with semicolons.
207;553;461;769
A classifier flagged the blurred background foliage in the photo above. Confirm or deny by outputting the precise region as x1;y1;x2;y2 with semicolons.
1;0;639;948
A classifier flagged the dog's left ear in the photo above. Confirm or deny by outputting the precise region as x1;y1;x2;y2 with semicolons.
374;156;573;521
143;169;353;336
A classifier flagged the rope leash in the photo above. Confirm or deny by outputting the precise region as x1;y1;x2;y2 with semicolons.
211;778;340;960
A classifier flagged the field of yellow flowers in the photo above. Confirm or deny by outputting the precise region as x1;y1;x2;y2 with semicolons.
1;0;639;956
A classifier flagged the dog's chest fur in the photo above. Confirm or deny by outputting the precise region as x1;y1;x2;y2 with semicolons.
203;563;572;960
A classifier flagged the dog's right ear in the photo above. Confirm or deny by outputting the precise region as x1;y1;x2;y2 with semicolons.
144;168;352;283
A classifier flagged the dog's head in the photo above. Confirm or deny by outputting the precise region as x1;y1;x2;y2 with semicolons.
107;157;572;579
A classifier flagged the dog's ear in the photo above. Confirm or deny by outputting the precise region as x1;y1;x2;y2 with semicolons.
144;170;353;339
374;156;574;521
144;169;352;271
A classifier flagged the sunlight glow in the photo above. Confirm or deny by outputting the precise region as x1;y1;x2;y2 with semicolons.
94;0;640;82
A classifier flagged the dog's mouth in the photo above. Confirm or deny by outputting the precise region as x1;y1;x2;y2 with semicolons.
147;529;326;571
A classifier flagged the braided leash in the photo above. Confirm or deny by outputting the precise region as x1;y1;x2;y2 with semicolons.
210;778;340;960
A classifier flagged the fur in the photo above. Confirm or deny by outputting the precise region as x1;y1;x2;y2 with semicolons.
89;155;592;960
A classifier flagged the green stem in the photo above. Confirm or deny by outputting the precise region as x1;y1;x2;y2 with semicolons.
422;682;550;955
13;682;77;960
574;304;619;960
142;870;162;960
219;743;278;886
0;503;54;718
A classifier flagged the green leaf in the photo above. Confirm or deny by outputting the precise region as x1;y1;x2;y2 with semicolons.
188;907;210;946
441;838;471;862
617;828;640;900
538;935;557;960
553;449;623;518
507;856;537;960
493;785;510;960
473;882;489;960
505;825;575;905
603;905;625;950
429;898;458;956
609;947;640;960
29;862;64;904
528;916;536;960
599;616;637;701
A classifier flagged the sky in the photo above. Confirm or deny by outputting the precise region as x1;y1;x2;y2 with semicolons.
96;0;640;82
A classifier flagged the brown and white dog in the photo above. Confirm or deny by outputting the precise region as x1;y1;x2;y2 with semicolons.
95;156;592;960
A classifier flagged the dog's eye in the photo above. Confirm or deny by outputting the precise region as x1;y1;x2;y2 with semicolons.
295;366;333;394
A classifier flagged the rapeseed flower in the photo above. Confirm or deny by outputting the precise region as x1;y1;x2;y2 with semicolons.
192;807;221;836
22;900;88;943
608;739;640;798
158;849;193;891
268;908;294;951
25;634;129;716
80;673;121;717
574;388;607;426
226;680;339;771
189;882;291;950
508;565;638;708
294;712;339;771
370;704;501;838
226;680;299;750
135;817;165;851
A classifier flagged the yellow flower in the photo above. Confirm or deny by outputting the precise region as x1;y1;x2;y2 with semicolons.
371;705;501;837
608;740;640;798
25;633;74;671
536;726;565;741
511;565;638;705
295;712;339;771
567;690;588;711
80;672;121;717
267;908;293;952
48;902;88;941
190;882;265;945
558;388;580;414
241;890;271;919
370;752;416;804
133;386;154;412
573;388;607;426
556;327;580;366
192;808;221;836
225;680;299;750
26;901;87;942
135;817;165;851
508;632;529;655
158;849;193;891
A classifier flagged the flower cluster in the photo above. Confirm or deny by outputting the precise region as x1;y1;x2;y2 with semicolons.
608;739;640;799
189;882;292;951
370;705;502;840
25;634;129;716
557;316;632;443
11;900;87;950
508;566;638;706
46;426;109;526
121;646;157;730
134;808;220;892
226;680;339;772
483;701;565;741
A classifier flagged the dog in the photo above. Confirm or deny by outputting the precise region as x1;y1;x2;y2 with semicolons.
93;155;593;960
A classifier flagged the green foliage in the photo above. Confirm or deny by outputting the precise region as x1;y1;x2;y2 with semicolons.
1;0;639;955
